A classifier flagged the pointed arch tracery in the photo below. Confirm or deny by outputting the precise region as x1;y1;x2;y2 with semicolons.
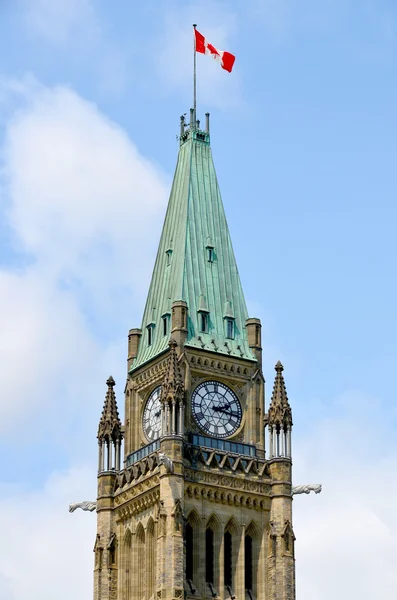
146;517;156;600
245;521;261;597
224;517;240;592
123;528;132;600
186;510;201;586
205;513;222;594
136;523;145;600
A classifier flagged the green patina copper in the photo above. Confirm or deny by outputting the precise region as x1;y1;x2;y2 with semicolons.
131;121;255;371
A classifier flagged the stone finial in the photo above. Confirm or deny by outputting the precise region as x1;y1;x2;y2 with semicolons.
268;361;293;428
97;376;123;442
160;340;185;405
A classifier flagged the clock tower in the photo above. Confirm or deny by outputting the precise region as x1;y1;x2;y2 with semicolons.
94;110;296;600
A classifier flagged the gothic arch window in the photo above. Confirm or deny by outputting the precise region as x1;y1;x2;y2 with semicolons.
224;517;239;593
186;522;194;581
124;529;132;600
205;514;221;594
245;534;253;592
245;521;261;598
206;527;215;584
186;510;201;591
224;530;232;587
147;518;156;600
136;524;145;600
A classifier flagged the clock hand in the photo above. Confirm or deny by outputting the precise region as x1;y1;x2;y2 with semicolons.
154;409;161;417
218;408;239;417
211;404;229;412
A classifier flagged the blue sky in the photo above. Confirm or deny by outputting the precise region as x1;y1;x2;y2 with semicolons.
0;1;396;598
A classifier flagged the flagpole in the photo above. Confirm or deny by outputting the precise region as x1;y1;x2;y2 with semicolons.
193;24;197;126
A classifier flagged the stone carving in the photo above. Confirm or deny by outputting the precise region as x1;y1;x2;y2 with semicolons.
158;452;174;473
157;500;167;536
172;498;184;532
118;489;160;521
185;469;270;495
69;501;97;513
291;484;322;495
185;484;268;511
281;520;296;555
267;521;277;557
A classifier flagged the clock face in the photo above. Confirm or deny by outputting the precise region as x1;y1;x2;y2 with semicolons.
142;386;162;442
191;381;242;438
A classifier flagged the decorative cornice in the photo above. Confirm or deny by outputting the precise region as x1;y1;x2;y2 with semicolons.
185;480;270;511
184;445;270;477
189;353;252;377
115;454;161;491
116;488;160;521
130;357;169;392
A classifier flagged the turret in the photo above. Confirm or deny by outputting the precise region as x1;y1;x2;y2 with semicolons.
268;361;293;459
97;376;124;472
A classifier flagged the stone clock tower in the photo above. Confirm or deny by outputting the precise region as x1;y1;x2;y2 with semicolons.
94;110;295;600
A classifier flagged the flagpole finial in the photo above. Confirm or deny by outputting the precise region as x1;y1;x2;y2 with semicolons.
193;25;197;124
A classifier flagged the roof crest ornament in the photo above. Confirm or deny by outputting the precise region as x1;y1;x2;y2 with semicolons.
97;376;123;442
268;361;293;428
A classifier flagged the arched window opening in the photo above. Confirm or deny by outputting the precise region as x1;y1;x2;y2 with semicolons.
206;528;214;584
186;510;201;590
200;312;209;333
147;520;156;600
186;523;194;581
137;525;145;600
224;531;232;587
124;530;132;600
246;522;260;598
245;535;253;591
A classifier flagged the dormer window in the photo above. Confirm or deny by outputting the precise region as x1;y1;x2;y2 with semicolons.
162;314;170;336
147;323;155;346
197;294;210;333
223;301;235;339
166;239;173;266
200;312;209;333
206;237;215;263
226;318;235;339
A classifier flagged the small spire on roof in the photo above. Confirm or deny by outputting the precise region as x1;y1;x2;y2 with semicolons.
268;361;293;428
160;340;185;405
97;376;123;442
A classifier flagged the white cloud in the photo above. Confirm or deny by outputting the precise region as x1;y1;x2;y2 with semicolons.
3;80;167;292
293;391;397;599
0;467;96;600
0;270;97;428
0;78;168;434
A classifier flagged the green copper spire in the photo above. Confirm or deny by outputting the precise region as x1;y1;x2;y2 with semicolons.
131;113;255;371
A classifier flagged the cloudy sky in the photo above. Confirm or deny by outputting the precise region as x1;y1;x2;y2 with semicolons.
1;1;396;598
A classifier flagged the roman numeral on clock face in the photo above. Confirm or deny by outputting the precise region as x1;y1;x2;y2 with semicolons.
191;381;242;438
142;386;162;442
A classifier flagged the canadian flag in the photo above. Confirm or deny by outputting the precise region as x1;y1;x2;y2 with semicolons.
194;28;235;73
